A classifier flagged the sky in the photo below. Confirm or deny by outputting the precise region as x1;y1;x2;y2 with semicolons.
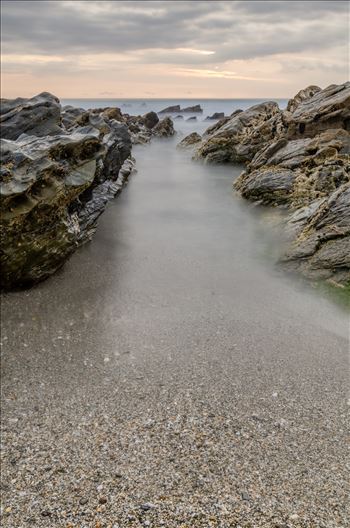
1;0;349;99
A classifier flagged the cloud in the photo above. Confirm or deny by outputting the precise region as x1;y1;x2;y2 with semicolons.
2;0;348;59
1;0;349;98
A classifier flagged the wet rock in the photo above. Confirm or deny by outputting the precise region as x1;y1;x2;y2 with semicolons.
186;116;197;122
177;132;202;149
0;92;63;140
174;115;184;120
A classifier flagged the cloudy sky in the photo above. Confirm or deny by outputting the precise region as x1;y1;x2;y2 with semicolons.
1;0;349;98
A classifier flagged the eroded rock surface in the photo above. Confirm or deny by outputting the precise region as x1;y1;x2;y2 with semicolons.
193;82;350;284
194;102;282;163
0;94;140;289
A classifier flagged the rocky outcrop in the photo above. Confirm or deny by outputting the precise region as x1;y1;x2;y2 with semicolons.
0;94;136;290
282;184;350;283
193;102;282;163
177;132;202;149
283;83;350;140
192;82;349;284
1;92;63;139
232;82;350;284
0;93;177;289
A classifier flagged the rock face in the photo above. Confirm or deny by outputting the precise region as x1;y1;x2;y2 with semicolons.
0;94;135;290
1;92;63;139
194;102;282;163
282;184;350;283
194;82;350;284
177;132;202;149
237;83;350;284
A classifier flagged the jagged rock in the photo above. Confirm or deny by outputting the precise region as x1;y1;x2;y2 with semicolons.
0;98;132;290
152;117;175;137
142;111;159;129
177;132;202;149
90;106;124;122
236;129;350;207
205;112;225;120
286;85;321;113
194;102;281;163
281;184;350;283
61;105;90;129
0;92;63;140
227;82;350;283
186;116;197;122
236;168;296;205
284;82;350;139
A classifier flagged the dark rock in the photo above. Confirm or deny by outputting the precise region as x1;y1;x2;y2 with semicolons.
142;111;159;129
205;112;225;120
79;497;89;505
174;115;184;120
186;116;197;122
158;104;181;114
0;92;62;140
182;104;203;113
98;496;107;504
236;168;296;205
241;491;251;501
0;97;132;290
140;502;156;511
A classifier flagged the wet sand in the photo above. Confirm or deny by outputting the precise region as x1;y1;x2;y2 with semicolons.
1;136;349;527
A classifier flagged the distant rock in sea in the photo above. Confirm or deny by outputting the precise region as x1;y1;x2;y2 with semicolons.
158;104;203;114
205;112;225;120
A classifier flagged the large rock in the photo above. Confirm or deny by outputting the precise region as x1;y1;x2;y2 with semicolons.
231;83;350;283
281;184;350;283
0;92;63;140
194;102;282;163
283;82;350;139
0;97;132;290
236;129;350;207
